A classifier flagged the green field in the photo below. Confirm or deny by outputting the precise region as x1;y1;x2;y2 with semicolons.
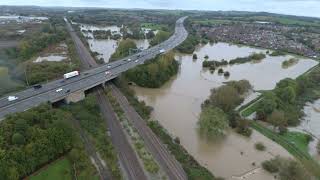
193;19;233;25
141;23;168;30
281;131;311;154
250;122;320;178
30;158;72;180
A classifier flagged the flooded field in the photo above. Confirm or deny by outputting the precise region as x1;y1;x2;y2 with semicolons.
132;42;317;179
80;24;150;63
296;99;320;160
33;43;69;63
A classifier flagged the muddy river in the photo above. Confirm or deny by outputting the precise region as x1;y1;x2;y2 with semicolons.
132;43;318;179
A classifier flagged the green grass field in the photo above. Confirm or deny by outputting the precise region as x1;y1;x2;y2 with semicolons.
250;122;320;178
141;23;167;30
281;131;311;154
30;158;72;180
240;100;260;117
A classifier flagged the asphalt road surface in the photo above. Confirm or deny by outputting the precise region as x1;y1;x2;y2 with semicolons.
0;16;188;119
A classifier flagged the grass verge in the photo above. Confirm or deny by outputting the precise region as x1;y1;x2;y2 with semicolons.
250;121;320;178
30;158;72;180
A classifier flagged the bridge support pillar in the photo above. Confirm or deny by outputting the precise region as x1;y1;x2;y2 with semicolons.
65;90;85;104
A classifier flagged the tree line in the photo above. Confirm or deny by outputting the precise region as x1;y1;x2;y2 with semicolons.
199;80;253;138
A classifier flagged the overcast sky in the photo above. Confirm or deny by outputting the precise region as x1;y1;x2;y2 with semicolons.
2;0;320;18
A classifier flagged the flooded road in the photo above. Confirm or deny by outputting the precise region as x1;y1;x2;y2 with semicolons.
132;43;317;179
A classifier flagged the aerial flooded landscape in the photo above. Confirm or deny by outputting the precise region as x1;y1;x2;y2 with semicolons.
0;1;320;180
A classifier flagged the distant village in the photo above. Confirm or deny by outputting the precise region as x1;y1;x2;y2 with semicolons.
195;21;320;59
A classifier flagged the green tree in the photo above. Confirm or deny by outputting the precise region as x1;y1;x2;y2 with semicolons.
267;110;287;131
198;107;229;138
14;119;28;134
150;30;170;46
277;86;296;104
256;92;278;119
279;159;310;180
12;133;25;145
236;119;252;137
111;39;137;61
208;85;242;112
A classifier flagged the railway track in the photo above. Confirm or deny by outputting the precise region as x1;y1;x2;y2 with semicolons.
109;84;187;180
67;18;147;180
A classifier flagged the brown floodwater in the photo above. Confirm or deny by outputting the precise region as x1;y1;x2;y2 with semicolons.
294;99;320;160
132;43;318;179
80;24;150;63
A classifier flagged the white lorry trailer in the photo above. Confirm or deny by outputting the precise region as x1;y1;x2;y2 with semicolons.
63;71;80;79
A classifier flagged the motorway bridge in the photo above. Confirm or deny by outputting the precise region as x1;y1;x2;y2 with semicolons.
0;17;188;119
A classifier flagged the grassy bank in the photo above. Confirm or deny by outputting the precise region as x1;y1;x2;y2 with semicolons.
30;158;72;180
250;121;320;178
66;95;122;179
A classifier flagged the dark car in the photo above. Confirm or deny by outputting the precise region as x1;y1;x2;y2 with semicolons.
33;84;42;89
66;89;71;93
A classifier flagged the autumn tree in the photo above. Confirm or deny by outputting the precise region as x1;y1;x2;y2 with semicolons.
198;106;229;138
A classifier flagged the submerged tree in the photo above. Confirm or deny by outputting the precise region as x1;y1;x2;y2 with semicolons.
198;106;229;138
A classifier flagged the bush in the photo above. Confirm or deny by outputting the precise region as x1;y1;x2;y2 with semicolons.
224;71;230;77
236;119;252;137
193;54;198;59
262;158;281;173
255;142;266;151
317;141;320;155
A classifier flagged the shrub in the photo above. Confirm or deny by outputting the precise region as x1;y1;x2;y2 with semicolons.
193;54;197;59
236;119;252;137
255;142;266;151
262;158;281;173
224;71;230;77
218;68;224;74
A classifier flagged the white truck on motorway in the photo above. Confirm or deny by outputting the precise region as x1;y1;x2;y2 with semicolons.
159;49;165;54
8;96;18;101
63;71;80;79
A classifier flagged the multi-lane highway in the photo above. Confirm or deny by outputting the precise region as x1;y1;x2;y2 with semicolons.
0;16;188;119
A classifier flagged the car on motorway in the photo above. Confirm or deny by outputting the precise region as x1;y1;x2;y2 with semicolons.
135;60;139;63
33;84;42;89
66;89;71;93
107;65;111;68
105;71;112;76
55;88;63;92
160;49;165;54
127;58;132;61
7;96;18;102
